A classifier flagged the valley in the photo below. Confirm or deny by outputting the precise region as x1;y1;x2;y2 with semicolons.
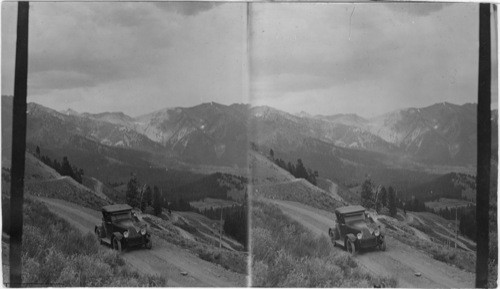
2;96;492;287
2;97;481;189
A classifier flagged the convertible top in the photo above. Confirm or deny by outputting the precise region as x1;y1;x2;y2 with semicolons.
335;205;365;215
102;204;132;213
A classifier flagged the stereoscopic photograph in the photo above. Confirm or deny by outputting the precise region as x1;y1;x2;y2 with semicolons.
2;1;249;287
1;1;497;288
248;3;496;288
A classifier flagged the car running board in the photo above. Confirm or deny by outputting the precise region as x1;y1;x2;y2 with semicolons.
334;240;345;247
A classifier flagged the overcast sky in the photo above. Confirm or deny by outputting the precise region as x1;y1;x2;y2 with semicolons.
250;3;490;117
2;2;248;116
1;2;494;117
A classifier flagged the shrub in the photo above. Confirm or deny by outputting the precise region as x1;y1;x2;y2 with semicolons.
251;200;398;287
21;198;167;286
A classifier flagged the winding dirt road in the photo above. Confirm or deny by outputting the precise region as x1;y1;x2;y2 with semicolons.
38;197;246;287
269;199;474;288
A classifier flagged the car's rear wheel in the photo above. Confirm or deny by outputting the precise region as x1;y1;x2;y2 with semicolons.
346;238;356;255
113;238;122;252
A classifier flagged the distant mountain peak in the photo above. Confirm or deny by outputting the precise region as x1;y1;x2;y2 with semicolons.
296;111;313;118
60;108;80;116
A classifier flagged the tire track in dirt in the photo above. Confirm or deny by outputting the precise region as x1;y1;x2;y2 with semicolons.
268;199;474;288
37;197;246;287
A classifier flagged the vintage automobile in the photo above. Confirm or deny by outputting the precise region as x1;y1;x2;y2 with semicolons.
328;205;385;255
95;204;152;251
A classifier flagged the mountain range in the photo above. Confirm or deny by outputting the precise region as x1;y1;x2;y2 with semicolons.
1;96;486;189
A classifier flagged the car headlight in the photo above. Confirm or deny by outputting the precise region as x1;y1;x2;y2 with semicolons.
374;229;380;237
123;230;129;238
141;228;146;235
357;232;362;239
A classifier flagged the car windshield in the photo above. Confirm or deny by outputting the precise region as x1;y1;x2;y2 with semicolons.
110;211;132;222
344;212;365;224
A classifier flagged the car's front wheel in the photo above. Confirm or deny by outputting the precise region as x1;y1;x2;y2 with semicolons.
346;238;356;255
113;238;122;252
145;239;152;250
379;240;386;251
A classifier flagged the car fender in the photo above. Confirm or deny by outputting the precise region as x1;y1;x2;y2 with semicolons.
113;232;124;241
346;233;357;242
95;225;103;236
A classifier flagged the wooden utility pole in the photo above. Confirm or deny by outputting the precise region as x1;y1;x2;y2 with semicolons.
219;209;223;249
139;183;147;210
455;206;458;249
9;2;29;287
476;3;492;288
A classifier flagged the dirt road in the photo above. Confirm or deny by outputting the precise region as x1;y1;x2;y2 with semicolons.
38;197;246;287
269;199;474;288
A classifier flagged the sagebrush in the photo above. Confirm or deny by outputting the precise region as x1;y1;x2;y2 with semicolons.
20;198;166;286
251;200;397;287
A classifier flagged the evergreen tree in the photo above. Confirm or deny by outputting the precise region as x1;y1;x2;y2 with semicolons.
307;168;317;185
379;186;387;207
388;186;397;217
35;146;40;158
153;186;162;216
287;162;295;176
141;185;152;212
126;174;139;208
375;189;382;213
269;149;274;160
361;179;374;209
60;156;74;178
295;159;308;179
52;159;61;174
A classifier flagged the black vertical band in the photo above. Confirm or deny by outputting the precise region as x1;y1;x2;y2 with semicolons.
476;3;491;288
9;2;29;287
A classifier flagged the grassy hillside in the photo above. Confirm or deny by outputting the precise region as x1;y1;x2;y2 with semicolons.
24;178;110;211
82;176;124;203
26;142;205;192
23;153;61;181
376;211;476;272
251;200;397;287
19;198;166;286
248;150;295;185
252;179;342;212
6;153;112;211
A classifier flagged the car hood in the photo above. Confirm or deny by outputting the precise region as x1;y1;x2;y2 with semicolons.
346;220;378;236
115;219;146;232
